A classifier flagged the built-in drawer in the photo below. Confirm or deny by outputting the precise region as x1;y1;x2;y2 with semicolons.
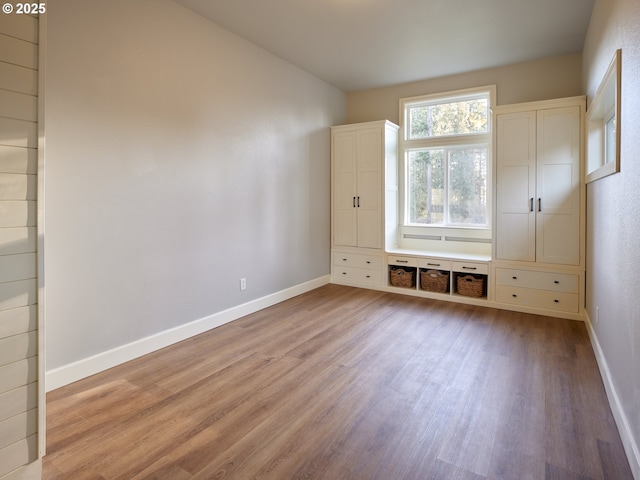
496;268;579;293
333;251;382;270
418;258;452;271
387;255;418;268
452;261;489;275
495;285;579;313
333;266;382;286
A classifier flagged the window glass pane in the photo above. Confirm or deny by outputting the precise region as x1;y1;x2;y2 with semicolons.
448;147;488;225
407;149;445;224
409;98;488;139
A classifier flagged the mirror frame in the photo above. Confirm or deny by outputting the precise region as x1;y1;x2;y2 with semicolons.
586;49;621;183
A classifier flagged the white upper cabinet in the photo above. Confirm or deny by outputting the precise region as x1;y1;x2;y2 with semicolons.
496;103;582;266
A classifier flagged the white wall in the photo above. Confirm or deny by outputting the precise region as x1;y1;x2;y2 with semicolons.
346;53;583;124
582;0;640;477
44;0;345;382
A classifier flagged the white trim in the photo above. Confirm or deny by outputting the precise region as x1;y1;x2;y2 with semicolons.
584;312;640;480
45;275;330;391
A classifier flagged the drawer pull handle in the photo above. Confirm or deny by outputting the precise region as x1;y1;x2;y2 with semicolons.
366;275;371;278
357;196;360;208
538;198;542;212
554;280;560;284
353;197;356;208
428;263;441;267
530;197;534;212
396;260;409;263
462;266;477;270
512;276;518;280
512;294;518;298
342;258;347;262
366;261;371;264
342;272;347;275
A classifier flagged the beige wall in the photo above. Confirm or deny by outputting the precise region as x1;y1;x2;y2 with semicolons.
346;53;583;124
44;0;345;385
582;0;640;477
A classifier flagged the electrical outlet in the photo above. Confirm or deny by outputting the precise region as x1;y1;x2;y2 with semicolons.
240;278;247;291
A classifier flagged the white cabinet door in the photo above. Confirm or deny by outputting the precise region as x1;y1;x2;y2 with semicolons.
496;111;536;261
536;106;581;265
332;130;358;247
356;128;382;249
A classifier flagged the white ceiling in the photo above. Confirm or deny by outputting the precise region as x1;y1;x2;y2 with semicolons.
174;0;595;92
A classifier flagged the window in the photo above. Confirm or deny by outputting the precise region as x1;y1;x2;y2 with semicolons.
401;87;494;228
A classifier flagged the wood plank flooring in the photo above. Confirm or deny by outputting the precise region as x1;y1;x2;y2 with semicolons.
42;284;633;479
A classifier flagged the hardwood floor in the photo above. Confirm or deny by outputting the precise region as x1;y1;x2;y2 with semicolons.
43;284;633;479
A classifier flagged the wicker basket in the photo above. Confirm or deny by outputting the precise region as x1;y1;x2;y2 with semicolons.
456;274;486;297
389;266;416;288
420;269;449;293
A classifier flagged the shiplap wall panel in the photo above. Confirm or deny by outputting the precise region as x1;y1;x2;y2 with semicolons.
0;409;37;451
0;279;37;312
0;62;37;96
0;333;37;368
0;117;37;148
0;173;36;200
1;10;40;478
0;12;38;43
0;435;37;476
0;201;36;227
0;145;37;174
0;90;38;122
0;357;37;394
0;384;37;423
0;253;36;283
0;305;36;338
0;227;37;255
0;34;37;69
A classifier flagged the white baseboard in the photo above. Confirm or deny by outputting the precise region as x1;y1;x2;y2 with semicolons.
46;275;330;392
584;312;640;480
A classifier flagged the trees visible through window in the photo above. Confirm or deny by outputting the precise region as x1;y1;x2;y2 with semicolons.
401;88;493;228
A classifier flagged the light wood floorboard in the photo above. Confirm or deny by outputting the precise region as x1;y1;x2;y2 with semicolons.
43;284;633;479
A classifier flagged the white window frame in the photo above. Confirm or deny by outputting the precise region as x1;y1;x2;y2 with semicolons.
399;86;496;236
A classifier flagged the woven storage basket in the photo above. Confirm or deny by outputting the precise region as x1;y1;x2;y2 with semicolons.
420;269;449;293
456;274;486;297
389;266;416;288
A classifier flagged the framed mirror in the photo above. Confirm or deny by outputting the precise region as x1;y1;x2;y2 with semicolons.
586;49;621;183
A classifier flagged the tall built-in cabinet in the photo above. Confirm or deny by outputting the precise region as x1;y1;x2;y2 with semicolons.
331;121;399;287
493;97;585;319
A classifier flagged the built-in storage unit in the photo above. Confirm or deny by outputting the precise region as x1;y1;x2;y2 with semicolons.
331;120;399;288
331;99;586;320
493;96;585;319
